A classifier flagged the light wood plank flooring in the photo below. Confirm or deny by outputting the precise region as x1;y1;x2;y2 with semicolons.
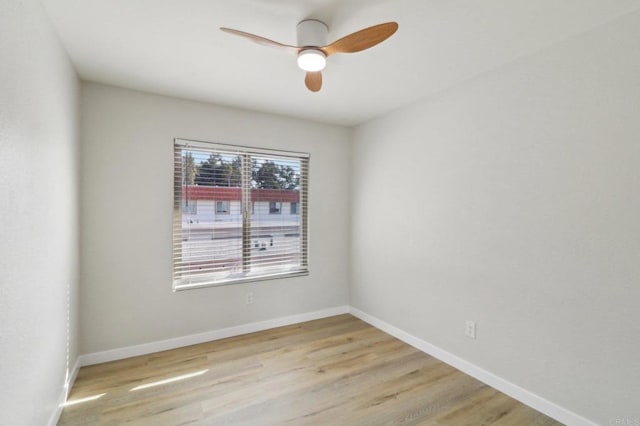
59;315;562;425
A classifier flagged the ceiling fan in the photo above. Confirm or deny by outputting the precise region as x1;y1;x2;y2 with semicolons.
220;20;398;92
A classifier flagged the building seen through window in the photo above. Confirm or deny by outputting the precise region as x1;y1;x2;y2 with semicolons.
173;140;308;290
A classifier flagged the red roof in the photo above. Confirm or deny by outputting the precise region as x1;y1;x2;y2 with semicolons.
182;186;299;202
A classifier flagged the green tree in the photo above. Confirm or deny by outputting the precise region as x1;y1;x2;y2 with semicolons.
182;152;197;185
277;165;299;190
195;154;242;187
228;156;242;187
252;161;301;190
195;153;221;186
253;161;281;189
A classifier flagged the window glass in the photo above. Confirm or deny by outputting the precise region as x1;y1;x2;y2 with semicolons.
269;201;281;214
216;200;230;214
173;140;308;290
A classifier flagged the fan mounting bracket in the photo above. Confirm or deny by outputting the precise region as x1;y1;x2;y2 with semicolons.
296;19;328;47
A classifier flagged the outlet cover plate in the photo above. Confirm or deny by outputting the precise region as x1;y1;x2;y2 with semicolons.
465;320;476;339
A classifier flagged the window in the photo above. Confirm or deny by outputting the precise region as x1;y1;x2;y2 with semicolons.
182;200;197;215
215;200;230;214
173;139;309;290
269;201;281;214
290;202;299;215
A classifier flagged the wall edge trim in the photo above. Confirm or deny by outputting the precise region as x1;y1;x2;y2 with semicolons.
69;306;594;426
78;305;350;366
47;356;81;426
348;306;597;426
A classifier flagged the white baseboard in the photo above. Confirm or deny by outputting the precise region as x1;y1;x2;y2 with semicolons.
71;305;593;426
67;356;81;398
48;386;66;426
79;305;349;366
348;307;596;426
47;356;81;426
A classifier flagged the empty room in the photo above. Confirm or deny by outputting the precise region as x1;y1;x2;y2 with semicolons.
1;0;639;425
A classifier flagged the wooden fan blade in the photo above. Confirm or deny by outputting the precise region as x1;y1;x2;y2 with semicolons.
305;72;322;92
323;22;398;56
220;27;299;53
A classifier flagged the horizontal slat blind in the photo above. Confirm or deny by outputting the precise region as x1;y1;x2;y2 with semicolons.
173;139;309;290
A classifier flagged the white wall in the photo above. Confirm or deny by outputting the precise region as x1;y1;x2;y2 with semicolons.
0;1;80;425
80;82;351;354
351;11;640;426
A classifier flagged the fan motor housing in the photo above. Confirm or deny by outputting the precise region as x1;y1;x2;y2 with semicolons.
296;19;328;47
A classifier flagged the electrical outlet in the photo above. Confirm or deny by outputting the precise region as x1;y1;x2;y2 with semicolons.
245;292;254;305
465;320;476;339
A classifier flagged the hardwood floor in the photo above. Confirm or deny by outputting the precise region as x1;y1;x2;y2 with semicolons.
59;315;562;425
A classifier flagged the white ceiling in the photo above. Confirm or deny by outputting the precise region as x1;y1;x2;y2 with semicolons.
42;0;640;126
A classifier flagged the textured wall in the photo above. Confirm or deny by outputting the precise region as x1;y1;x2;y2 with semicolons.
79;82;351;354
0;1;80;425
350;11;640;425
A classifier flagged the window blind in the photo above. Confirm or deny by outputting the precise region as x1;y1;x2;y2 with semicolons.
173;139;309;290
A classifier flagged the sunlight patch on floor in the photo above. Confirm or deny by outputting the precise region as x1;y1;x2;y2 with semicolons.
130;369;209;391
61;393;106;407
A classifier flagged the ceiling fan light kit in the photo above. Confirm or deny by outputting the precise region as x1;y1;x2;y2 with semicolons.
220;19;398;92
297;50;326;72
296;20;328;72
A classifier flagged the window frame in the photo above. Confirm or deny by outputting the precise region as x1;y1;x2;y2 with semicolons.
269;201;282;215
173;138;309;291
215;200;230;214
